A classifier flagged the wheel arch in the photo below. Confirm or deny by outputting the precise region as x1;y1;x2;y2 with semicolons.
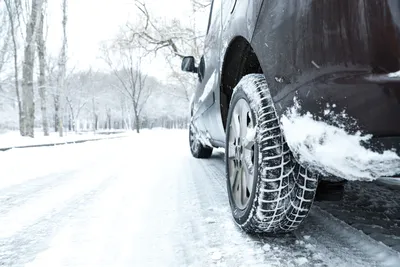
220;36;263;131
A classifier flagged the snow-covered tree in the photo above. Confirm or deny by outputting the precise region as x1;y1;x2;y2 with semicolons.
4;0;23;135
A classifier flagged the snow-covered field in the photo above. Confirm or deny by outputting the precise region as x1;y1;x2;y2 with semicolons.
0;129;399;267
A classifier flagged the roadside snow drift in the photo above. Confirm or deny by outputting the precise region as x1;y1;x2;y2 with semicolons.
280;98;400;181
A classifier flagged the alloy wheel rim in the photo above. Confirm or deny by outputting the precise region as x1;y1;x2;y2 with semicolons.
227;99;256;209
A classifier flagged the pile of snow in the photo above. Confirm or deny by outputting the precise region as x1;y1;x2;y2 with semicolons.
280;98;400;181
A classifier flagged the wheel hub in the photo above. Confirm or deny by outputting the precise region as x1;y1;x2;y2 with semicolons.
233;139;245;168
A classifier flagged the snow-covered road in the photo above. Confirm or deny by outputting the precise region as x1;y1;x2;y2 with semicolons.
0;129;399;267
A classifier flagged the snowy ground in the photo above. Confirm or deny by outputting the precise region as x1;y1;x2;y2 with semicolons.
0;129;399;267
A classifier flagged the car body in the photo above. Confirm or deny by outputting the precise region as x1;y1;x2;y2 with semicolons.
183;0;400;233
185;0;400;156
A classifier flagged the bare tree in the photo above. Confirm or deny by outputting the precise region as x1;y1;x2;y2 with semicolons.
51;0;67;136
45;56;59;132
121;0;209;106
64;70;93;132
4;0;23;135
191;0;212;10
66;95;87;131
102;43;151;133
46;55;74;133
125;1;197;58
0;9;11;74
36;1;49;136
54;0;68;137
85;69;101;132
125;0;210;56
21;0;44;137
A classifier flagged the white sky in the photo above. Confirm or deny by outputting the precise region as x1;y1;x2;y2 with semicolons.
46;0;202;79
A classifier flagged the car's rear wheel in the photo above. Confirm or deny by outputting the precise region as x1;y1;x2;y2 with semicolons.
189;123;213;158
225;74;318;233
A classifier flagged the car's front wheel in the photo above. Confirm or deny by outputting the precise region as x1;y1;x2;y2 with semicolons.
189;123;213;158
225;74;318;233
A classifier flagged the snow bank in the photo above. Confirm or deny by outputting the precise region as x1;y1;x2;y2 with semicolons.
0;131;132;149
280;98;400;181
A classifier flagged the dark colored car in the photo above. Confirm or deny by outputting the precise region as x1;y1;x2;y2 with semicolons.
182;0;400;234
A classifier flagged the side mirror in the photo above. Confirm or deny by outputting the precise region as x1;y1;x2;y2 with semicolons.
181;56;197;73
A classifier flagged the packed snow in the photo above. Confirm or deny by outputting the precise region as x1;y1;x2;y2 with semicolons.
280;98;400;181
0;129;399;267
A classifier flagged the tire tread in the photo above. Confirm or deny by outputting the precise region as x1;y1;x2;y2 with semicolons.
229;74;318;234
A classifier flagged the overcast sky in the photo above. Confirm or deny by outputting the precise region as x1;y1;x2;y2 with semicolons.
46;0;203;79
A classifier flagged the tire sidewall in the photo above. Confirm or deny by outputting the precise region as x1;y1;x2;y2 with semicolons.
225;86;260;225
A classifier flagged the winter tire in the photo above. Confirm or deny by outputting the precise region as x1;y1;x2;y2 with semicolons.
225;74;318;234
189;123;213;158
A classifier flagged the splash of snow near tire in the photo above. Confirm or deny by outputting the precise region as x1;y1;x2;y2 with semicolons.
280;98;400;181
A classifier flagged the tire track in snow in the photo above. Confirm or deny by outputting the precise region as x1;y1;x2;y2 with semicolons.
316;181;400;253
296;206;400;267
0;169;84;216
0;162;118;240
26;172;147;267
24;143;171;267
190;157;267;267
192;156;327;267
0;174;116;267
0;139;124;216
173;156;215;267
25;133;198;267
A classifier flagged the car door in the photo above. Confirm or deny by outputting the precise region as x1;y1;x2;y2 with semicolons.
192;0;222;123
200;0;264;144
